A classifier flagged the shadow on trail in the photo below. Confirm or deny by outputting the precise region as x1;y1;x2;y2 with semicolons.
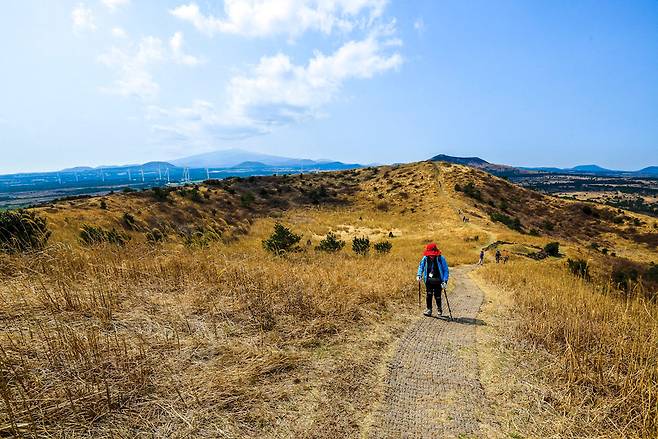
430;315;487;326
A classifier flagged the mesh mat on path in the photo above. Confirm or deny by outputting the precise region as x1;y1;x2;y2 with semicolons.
369;266;486;438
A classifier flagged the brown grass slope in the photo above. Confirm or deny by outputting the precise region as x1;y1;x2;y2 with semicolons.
0;161;656;438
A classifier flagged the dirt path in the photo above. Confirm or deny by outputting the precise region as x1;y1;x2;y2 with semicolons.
369;265;486;438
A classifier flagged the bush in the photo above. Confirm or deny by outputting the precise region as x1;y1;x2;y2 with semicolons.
375;201;389;212
122;212;138;231
79;224;129;246
189;189;204;203
316;232;345;253
462;182;482;201
146;228;165;243
183;229;221;248
308;186;329;204
240;191;255;208
612;266;639;291
99;199;108;210
374;240;392;254
567;258;590;279
352;236;370;256
490;212;522;231
262;223;302;255
152;187;169;202
544;242;560;257
0;210;51;253
582;205;597;217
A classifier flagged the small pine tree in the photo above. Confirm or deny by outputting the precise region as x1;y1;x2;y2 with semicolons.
316;232;345;252
544;242;560;257
374;240;392;254
352;236;370;255
262;223;302;255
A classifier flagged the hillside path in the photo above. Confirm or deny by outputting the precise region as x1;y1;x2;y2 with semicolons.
369;266;486;438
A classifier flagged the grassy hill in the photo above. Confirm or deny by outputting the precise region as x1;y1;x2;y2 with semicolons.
1;162;656;437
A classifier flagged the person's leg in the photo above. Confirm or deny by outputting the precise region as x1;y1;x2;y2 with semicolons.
434;288;443;314
425;284;433;311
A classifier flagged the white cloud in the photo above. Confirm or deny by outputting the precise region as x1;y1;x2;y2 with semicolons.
102;0;130;11
413;18;425;33
72;3;96;33
170;32;201;66
170;0;388;37
99;33;201;99
147;100;266;144
149;33;402;145
98;37;166;99
227;33;402;125
111;27;128;38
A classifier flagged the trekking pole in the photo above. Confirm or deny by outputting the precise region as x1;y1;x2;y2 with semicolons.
443;285;453;320
417;280;421;308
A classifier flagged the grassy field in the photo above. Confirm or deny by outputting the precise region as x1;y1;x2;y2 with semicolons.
1;162;656;437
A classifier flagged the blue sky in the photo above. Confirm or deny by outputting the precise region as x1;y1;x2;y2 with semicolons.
1;0;657;174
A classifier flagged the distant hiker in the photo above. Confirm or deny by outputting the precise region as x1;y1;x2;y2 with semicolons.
502;251;509;264
478;250;484;265
495;250;501;263
416;243;450;317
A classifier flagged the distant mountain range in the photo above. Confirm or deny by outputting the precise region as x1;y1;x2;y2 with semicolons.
54;149;362;174
171;148;357;169
430;154;658;177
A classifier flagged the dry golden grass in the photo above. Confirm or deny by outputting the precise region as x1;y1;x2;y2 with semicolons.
0;162;480;437
1;161;656;437
478;259;658;438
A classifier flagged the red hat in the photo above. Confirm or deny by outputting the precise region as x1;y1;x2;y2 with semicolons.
423;243;442;257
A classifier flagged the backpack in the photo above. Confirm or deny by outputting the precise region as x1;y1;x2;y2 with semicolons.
426;256;443;286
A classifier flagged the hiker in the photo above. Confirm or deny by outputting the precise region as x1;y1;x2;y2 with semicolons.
478;249;484;265
495;249;501;263
416;243;450;317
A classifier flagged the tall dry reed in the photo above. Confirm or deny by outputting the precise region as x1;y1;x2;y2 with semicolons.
480;260;658;437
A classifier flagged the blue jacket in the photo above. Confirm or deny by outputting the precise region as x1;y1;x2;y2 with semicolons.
417;255;449;283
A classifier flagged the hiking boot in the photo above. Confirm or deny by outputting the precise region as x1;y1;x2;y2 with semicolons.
437;308;443;316
423;309;432;317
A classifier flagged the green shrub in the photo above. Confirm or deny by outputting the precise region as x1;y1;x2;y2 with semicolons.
316;232;345;252
146;228;165;243
240;191;255;208
374;240;393;254
0;210;51;253
567;258;590;279
612;266;639;291
308;186;329;204
490;212;522;231
462;182;482;201
79;224;129;246
262;223;302;255
646;264;658;283
183;229;221;248
352;236;370;255
544;242;560;257
151;187;169;202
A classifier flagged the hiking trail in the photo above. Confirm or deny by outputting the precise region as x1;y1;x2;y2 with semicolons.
369;265;486;438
